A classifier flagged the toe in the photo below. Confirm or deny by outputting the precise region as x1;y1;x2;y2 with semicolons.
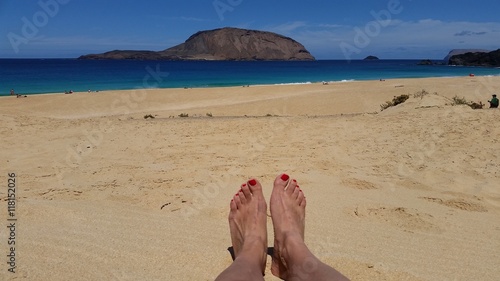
248;178;264;196
296;189;305;205
285;178;297;195
292;185;301;199
274;174;289;193
238;189;248;204
230;198;237;211
241;183;252;198
233;193;242;208
300;196;307;208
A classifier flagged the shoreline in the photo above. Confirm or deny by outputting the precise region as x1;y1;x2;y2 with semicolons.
1;74;499;98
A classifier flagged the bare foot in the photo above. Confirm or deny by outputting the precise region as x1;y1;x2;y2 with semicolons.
228;179;268;275
270;174;307;279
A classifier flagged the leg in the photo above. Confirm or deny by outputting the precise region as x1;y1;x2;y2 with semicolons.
216;179;268;281
270;174;349;281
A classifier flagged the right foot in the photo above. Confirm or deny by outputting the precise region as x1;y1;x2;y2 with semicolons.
270;174;307;279
228;179;268;275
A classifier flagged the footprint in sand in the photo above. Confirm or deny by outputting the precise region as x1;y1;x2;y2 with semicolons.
352;205;442;233
39;188;83;200
421;197;488;212
342;178;378;190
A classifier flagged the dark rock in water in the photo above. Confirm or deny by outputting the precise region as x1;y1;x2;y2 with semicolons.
444;49;490;63
80;50;164;60
79;27;315;61
364;56;379;60
448;49;500;67
417;59;434;65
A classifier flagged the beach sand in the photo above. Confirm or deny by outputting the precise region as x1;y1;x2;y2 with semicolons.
1;76;499;280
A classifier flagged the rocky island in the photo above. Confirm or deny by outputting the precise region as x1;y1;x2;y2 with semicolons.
79;27;315;61
417;59;435;65
443;49;490;63
448;49;500;67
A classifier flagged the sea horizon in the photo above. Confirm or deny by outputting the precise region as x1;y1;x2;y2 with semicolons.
1;59;499;96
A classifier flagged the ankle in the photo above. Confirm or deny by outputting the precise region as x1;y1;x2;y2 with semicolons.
277;233;308;262
241;236;267;254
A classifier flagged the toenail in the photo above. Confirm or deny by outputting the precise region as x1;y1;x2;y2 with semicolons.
248;179;257;186
242;183;247;187
293;179;297;183
281;174;290;181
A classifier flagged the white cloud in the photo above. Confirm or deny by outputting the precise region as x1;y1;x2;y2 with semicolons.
166;16;208;22
318;24;345;29
416;19;443;26
267;21;308;34
454;31;488;36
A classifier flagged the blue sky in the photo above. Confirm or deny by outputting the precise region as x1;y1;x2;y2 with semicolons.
1;0;499;59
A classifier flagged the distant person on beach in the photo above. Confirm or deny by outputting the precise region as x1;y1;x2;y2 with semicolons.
216;174;349;281
11;89;27;98
488;94;499;108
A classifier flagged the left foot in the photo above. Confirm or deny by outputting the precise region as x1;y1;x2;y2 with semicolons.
229;179;268;274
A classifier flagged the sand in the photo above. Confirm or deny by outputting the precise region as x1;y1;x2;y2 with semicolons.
1;76;499;280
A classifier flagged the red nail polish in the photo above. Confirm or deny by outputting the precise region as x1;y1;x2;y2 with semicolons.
249;179;257;186
242;183;247;187
235;194;239;196
293;179;297;183
281;174;289;181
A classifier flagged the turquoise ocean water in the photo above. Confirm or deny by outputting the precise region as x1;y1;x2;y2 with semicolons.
1;59;499;96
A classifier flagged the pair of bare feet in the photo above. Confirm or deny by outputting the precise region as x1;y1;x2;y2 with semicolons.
215;174;349;281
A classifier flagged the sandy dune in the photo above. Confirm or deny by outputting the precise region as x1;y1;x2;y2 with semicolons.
1;76;499;280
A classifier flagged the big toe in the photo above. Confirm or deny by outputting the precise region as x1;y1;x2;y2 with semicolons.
273;173;290;193
248;178;264;197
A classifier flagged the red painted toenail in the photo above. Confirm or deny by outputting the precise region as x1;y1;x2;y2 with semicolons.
242;183;247;187
281;174;290;181
293;179;297;183
248;179;257;186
